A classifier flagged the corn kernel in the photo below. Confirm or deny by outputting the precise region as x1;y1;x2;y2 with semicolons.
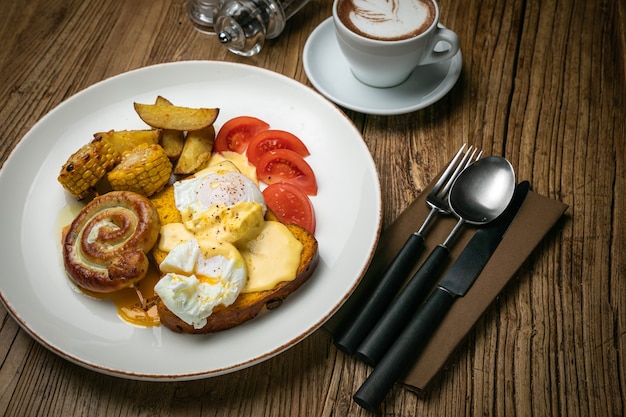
108;143;172;197
58;138;120;199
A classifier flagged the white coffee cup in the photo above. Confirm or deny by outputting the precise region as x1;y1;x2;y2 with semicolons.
332;0;459;88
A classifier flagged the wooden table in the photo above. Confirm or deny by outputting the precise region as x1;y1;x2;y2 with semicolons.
1;0;624;416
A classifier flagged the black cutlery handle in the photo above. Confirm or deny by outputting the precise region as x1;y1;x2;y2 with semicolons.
333;233;425;355
355;244;449;366
353;287;455;413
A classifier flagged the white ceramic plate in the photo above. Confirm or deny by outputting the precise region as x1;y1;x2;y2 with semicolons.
0;61;382;380
303;18;463;115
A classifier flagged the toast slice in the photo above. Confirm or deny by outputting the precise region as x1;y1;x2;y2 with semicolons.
149;185;319;334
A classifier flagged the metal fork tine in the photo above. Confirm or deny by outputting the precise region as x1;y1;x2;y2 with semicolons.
416;145;473;235
430;144;467;195
439;147;483;198
467;147;481;165
437;145;475;198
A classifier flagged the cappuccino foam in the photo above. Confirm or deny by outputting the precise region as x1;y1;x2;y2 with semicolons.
337;0;436;41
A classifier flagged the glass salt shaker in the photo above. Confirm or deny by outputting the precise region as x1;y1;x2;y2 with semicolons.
187;0;223;34
213;0;312;56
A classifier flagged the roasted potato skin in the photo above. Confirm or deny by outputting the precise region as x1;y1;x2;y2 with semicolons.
96;129;162;155
154;96;185;160
134;102;219;131
173;125;215;175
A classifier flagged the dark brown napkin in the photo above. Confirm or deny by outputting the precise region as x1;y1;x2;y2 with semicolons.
326;178;568;392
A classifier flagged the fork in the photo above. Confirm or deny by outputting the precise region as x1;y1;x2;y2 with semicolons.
333;144;480;355
356;146;484;365
419;144;481;235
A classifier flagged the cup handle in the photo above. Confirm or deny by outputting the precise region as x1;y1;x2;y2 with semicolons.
420;25;460;65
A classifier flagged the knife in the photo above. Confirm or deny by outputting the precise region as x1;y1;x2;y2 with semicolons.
353;181;530;413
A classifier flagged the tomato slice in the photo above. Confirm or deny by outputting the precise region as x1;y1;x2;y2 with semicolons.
256;149;317;196
214;116;269;153
263;183;316;234
246;130;310;166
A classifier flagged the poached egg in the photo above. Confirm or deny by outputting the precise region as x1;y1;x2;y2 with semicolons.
154;238;247;329
173;161;266;243
154;154;303;329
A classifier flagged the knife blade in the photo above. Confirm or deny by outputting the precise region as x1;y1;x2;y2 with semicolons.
353;181;530;413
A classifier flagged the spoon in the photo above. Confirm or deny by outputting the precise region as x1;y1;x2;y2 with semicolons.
444;155;516;245
356;156;516;366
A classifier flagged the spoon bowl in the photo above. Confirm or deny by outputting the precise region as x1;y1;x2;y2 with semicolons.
449;156;516;225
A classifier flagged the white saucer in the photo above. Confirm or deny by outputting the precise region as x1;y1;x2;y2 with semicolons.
303;18;463;116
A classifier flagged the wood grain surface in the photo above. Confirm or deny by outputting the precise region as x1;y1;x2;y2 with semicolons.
1;0;624;416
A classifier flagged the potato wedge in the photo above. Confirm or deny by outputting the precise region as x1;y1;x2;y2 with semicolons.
154;96;184;160
154;95;173;107
160;128;185;160
95;129;162;155
174;125;216;175
134;102;219;131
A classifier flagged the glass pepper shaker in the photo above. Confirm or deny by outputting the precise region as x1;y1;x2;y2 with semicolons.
187;0;223;34
213;0;312;56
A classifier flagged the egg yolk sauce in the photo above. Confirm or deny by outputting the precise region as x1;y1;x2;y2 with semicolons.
154;154;303;329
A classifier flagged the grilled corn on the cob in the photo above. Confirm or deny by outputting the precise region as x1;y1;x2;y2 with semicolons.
58;137;120;199
108;143;172;197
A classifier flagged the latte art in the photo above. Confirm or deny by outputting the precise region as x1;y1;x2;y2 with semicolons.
337;0;436;41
